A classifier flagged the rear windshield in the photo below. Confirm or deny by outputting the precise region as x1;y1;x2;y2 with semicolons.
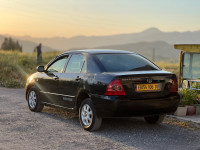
95;53;160;72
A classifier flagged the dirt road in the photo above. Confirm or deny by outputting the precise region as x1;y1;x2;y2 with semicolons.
0;87;200;150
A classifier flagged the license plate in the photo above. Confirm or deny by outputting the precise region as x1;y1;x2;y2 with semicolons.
136;83;160;92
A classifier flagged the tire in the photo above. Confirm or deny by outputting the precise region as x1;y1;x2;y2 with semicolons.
27;87;44;112
79;98;102;131
144;115;165;124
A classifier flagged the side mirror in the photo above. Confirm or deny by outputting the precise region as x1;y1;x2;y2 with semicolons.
37;66;45;72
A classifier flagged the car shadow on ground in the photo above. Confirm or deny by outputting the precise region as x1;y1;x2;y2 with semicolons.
40;105;176;133
96;118;200;149
38;106;200;149
41;106;153;130
41;106;79;122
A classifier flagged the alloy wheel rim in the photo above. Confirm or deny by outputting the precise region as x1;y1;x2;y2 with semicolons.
81;104;93;126
28;91;37;109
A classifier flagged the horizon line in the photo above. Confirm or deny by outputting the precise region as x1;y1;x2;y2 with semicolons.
1;27;199;39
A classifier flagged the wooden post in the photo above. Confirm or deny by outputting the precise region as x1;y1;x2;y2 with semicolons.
179;51;183;88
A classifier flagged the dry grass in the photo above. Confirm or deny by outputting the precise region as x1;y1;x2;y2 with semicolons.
0;50;61;88
0;50;180;88
156;61;179;77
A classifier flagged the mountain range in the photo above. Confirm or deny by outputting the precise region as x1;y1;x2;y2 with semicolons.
95;41;179;62
1;27;199;61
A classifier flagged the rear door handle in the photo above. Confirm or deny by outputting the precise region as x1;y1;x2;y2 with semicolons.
76;76;81;81
53;76;59;80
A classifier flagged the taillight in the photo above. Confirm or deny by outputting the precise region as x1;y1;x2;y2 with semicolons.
170;76;178;92
104;79;126;96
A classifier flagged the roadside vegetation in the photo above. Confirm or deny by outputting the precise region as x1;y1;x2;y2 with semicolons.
1;37;22;52
155;61;179;77
0;50;60;88
0;50;179;88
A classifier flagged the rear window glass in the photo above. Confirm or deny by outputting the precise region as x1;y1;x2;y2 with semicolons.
95;53;160;72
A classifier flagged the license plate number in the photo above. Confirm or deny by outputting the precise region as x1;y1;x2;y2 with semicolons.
136;84;160;92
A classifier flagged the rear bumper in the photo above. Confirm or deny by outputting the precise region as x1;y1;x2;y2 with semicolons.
92;94;180;117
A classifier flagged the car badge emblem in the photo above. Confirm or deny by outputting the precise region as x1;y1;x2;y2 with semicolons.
147;78;153;83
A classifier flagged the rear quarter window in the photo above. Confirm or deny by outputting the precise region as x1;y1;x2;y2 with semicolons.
95;53;160;72
87;55;101;73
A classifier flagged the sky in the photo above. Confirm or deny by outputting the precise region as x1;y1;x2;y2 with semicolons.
1;0;200;38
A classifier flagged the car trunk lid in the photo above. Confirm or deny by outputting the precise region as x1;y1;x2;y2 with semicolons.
104;70;174;99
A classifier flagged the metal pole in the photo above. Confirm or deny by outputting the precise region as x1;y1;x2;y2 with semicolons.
152;48;155;62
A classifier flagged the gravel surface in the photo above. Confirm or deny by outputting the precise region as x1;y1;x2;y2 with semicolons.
0;87;200;150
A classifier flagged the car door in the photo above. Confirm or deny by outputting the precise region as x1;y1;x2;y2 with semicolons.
57;54;86;108
38;55;69;105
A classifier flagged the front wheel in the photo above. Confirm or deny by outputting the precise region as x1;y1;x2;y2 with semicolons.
144;115;165;124
27;87;44;112
79;98;102;131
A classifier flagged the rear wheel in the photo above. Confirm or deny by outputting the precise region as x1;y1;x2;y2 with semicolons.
79;98;102;131
144;115;165;124
28;87;44;112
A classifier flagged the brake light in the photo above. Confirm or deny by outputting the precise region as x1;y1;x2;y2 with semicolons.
170;76;178;92
104;79;126;96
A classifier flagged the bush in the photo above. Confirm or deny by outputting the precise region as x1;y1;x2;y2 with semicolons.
192;82;200;94
180;88;198;106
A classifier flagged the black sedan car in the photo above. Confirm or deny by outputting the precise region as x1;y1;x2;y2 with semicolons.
26;50;180;131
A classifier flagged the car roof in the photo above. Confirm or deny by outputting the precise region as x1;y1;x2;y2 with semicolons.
62;49;136;55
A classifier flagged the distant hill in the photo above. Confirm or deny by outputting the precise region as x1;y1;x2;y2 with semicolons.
1;27;198;61
11;27;200;50
0;35;53;53
94;41;180;62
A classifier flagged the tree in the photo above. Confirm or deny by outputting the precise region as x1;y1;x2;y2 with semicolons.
1;37;22;52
